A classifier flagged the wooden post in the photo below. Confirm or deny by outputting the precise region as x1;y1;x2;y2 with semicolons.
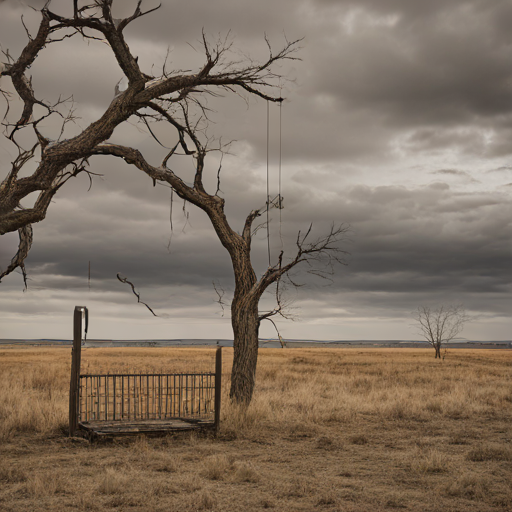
214;347;222;433
69;306;84;437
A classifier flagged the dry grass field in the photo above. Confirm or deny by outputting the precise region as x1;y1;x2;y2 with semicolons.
0;346;511;511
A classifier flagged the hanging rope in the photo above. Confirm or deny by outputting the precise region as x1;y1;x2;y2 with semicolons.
278;97;283;248
167;187;174;251
265;98;285;263
266;100;271;266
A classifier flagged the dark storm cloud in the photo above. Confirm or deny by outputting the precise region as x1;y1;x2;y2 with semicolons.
24;191;234;289
2;0;512;339
487;166;512;174
307;3;512;119
432;169;470;177
429;169;480;185
4;0;512;165
113;0;299;44
275;181;511;303
291;0;512;164
6;177;508;316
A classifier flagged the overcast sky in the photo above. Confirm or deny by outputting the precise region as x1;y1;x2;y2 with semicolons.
1;0;511;341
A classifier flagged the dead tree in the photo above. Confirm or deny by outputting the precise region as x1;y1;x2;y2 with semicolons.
414;305;468;359
0;1;348;404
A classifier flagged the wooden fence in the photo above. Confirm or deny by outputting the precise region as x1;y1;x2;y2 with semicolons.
69;306;222;437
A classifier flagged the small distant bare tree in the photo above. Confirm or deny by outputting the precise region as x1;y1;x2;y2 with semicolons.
414;305;468;359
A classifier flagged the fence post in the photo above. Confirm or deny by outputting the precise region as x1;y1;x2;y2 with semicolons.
69;306;83;436
214;347;222;433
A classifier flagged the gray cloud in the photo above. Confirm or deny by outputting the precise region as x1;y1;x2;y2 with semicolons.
487;166;512;173
1;0;511;340
4;180;508;311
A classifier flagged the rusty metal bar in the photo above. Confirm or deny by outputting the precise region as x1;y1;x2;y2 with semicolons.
214;347;222;433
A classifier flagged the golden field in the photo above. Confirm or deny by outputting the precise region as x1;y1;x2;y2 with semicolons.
0;346;511;511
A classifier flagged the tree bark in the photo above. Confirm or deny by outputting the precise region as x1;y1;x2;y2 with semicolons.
230;294;260;404
222;228;261;404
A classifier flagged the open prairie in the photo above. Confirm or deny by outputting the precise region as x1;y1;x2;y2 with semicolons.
0;346;511;511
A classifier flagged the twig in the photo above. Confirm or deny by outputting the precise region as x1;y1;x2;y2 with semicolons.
117;273;157;316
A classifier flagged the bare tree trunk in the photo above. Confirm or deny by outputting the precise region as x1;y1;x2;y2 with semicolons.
434;344;441;359
225;237;261;404
230;295;260;404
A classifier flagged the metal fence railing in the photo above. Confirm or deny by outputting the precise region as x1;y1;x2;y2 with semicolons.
78;372;216;422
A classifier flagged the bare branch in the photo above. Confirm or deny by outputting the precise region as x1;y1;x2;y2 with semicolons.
1;10;51;130
242;194;284;244
213;280;228;317
0;224;33;286
117;273;157;316
261;317;287;348
116;1;162;33
146;101;196;155
259;272;290;322
215;152;224;196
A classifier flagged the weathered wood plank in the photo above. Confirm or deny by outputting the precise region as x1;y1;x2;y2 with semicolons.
69;307;84;437
78;418;215;436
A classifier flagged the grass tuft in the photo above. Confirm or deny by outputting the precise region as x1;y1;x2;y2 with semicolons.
349;434;369;445
201;454;233;481
232;461;260;483
25;471;67;497
0;465;27;483
411;448;449;474
444;472;489;499
196;489;217;510
466;444;512;462
97;467;129;495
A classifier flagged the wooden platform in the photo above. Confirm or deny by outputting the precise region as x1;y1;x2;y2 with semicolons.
69;308;222;439
78;418;215;437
